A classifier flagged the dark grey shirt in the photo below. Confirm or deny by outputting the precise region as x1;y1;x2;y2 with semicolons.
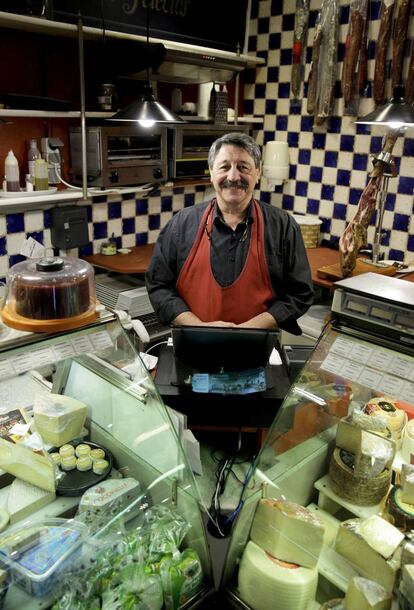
146;199;314;334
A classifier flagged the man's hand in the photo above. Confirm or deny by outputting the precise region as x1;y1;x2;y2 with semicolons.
237;312;278;329
172;312;236;327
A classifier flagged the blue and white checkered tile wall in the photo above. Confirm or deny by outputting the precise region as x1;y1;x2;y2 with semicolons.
247;0;414;261
0;184;211;284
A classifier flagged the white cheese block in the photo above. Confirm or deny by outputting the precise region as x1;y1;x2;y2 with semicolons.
78;477;142;524
250;499;325;568
344;576;392;610
353;432;395;477
33;394;87;447
0;438;55;492
400;463;414;505
400;564;414;607
362;397;406;439
336;417;388;455
238;540;318;610
334;519;401;592
7;479;55;524
357;515;404;559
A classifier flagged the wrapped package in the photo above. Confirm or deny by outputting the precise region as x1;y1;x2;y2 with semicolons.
159;548;203;610
34;393;87;447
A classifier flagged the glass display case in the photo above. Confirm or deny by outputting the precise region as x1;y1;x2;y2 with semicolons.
221;274;414;609
0;315;213;609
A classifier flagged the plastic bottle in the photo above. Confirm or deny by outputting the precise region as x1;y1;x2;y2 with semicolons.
28;139;41;181
5;150;20;192
34;158;49;191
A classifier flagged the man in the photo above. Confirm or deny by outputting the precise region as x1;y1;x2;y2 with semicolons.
146;132;313;334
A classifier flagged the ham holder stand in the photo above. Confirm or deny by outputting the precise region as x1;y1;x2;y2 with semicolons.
355;85;414;265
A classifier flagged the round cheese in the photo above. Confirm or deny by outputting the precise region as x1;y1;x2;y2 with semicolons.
238;541;318;610
75;443;91;458
387;486;414;532
362;397;405;439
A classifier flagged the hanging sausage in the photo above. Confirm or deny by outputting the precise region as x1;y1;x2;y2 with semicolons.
373;0;396;106
341;0;367;112
405;43;414;103
291;0;310;101
392;0;412;90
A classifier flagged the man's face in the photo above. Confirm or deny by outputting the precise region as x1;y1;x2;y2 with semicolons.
210;145;261;210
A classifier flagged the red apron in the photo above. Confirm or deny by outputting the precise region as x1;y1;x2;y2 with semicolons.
176;199;273;324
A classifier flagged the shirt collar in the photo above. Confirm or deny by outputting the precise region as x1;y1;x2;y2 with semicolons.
212;199;254;226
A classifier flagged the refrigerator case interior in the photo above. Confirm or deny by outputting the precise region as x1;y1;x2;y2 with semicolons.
221;276;414;609
0;317;213;609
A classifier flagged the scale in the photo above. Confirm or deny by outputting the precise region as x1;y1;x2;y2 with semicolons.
331;273;414;345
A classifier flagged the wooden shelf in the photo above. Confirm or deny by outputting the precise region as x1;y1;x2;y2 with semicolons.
0;109;113;119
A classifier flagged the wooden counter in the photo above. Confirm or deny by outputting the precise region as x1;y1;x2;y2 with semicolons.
84;243;414;286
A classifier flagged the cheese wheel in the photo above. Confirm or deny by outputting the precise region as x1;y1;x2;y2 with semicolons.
75;443;91;458
362;397;405;439
89;448;105;462
59;444;75;458
329;448;392;506
387;486;414;532
93;458;109;475
320;601;344;610
238;541;318;610
76;456;92;472
60;455;76;471
401;420;414;463
345;576;392;610
250;498;324;568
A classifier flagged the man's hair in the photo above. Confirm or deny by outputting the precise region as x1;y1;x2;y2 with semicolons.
208;132;262;170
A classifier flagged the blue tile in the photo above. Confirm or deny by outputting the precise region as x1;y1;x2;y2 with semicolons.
93;222;107;239
85;205;92;222
289;164;297;179
280;50;291;66
339;4;350;23
121;191;135;200
244;99;254;114
393;214;410;232
6;213;24;233
367;40;376;60
27;231;44;243
322;219;332;234
136;199;148;215
278;82;290;98
8;254;25;267
340;135;354;152
310;166;322;182
0;236;6;256
257;50;268;62
329;116;342;133
184;193;195;207
251;0;259;18
0;277;5;285
282;13;295;30
266;99;277;114
313;133;326;149
300;116;314;131
308;10;318;27
172;186;185;195
287;132;299;147
150;188;161;198
371;0;381;20
136;232;148;246
353;154;368;170
296;181;308;197
407;234;414;252
337;43;346;63
290;101;301;115
195;185;206;192
349;188;362;204
108;202;121;219
260;191;271;203
79;243;93;257
398;176;414;195
325;151;338;167
43;210;52;228
356;124;371;136
269;32;281;49
403;138;414;156
271;0;282;15
388;249;404;261
307;199;320;214
243;68;256;84
255;84;266;99
385;193;396;211
161;196;173;212
298;149;311;165
149;215;160;230
276;116;288;131
370;137;383;154
337;170;351;186
321;185;335;200
267;67;279;82
92;195;107;204
333;203;347;219
122;217;135;234
258;17;270;34
282;194;294;210
264;130;276;144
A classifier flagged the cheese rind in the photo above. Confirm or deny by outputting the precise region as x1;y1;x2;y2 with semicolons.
400;463;414;505
7;479;55;524
238;540;318;610
0;438;55;492
34;394;87;446
357;515;404;559
250;499;324;568
344;576;392;610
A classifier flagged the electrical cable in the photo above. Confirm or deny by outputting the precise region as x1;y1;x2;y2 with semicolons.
53;164;154;196
144;340;169;355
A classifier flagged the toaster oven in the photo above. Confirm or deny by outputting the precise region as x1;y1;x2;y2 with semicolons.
69;125;168;187
170;123;249;180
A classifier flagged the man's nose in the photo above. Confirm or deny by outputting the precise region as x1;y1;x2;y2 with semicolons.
227;164;241;180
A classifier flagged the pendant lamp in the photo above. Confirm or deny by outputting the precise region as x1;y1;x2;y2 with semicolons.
354;85;414;264
108;4;185;127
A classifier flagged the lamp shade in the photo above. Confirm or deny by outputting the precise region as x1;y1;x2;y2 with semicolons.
262;141;289;189
355;85;414;128
109;83;185;126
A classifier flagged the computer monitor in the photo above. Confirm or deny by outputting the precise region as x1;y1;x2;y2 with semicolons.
171;326;279;374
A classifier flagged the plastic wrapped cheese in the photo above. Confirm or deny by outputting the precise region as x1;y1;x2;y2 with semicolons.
362;397;405;439
250;498;324;568
33;394;87;447
344;576;392;610
401;463;414;505
353;432;395;477
238;541;318;610
357;515;404;559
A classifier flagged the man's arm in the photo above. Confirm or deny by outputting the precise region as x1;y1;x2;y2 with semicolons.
237;311;278;329
173;312;236;327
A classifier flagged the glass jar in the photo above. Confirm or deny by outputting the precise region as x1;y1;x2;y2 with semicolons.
98;84;118;112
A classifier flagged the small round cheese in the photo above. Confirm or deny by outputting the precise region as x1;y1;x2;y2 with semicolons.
75;443;91;458
59;444;75;458
61;455;77;471
77;456;92;472
93;458;109;475
89;448;105;462
50;452;61;466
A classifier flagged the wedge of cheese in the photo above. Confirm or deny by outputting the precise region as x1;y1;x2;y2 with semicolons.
344;576;392;610
400;463;414;505
0;438;55;492
353;432;394;477
250;499;324;568
334;518;401;592
7;479;55;524
238;540;318;610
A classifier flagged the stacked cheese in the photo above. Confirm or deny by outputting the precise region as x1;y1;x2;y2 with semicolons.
399;564;414;609
329;410;395;506
344;577;392;610
361;396;406;441
387;463;414;531
238;499;325;610
334;515;404;592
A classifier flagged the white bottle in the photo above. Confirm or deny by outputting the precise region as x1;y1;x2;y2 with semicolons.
5;150;20;192
28;139;41;180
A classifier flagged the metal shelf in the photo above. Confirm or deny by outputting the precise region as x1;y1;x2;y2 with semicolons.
0;109;113;119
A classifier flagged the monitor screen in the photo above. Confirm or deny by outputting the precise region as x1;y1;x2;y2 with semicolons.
171;326;279;373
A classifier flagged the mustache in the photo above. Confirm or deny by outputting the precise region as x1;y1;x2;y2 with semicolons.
220;179;248;190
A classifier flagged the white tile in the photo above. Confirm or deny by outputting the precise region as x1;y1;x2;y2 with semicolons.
92;203;108;222
330;219;346;237
394;194;413;214
24;210;44;232
173;194;184;211
0;216;6;236
121;200;135;218
148;229;161;242
254;99;265;115
296;165;310;182
7;233;26;255
0;256;8;278
322;167;337;184
136;216;148;232
122;234;135;249
334;186;349;204
311;150;324;165
107;218;122;236
319;200;334;218
337;152;353;170
148;199;161;215
160;212;173;229
307;182;322;200
293;197;307;214
389;231;408;252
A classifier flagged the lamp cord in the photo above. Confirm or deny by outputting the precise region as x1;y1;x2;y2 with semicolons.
146;2;150;84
